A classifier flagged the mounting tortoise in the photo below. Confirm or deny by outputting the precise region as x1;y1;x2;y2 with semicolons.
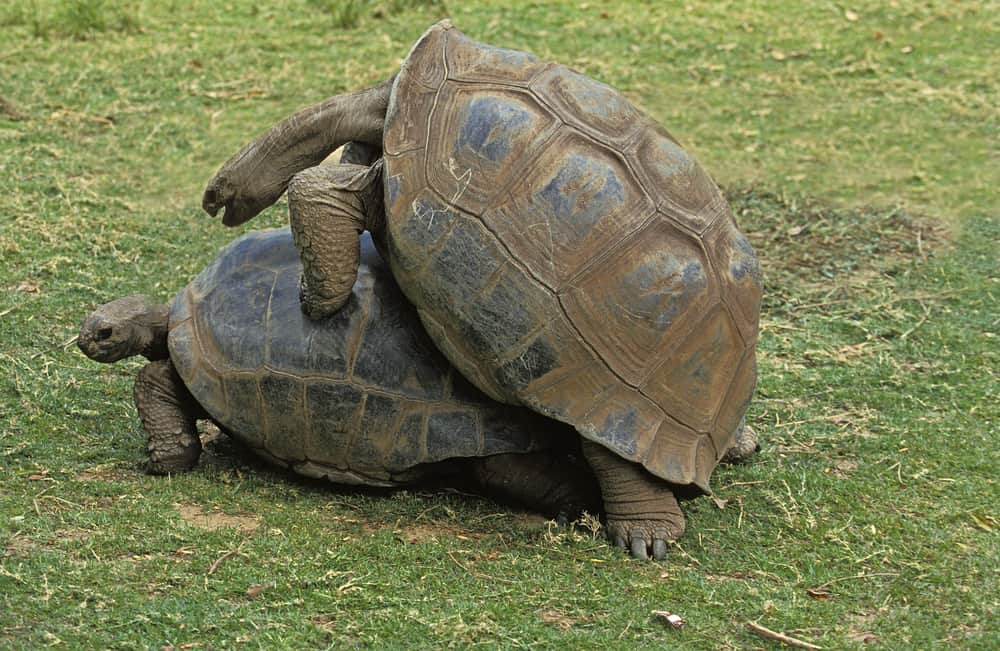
78;228;599;517
202;21;762;559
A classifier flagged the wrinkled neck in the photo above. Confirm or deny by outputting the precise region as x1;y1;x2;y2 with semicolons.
138;303;170;361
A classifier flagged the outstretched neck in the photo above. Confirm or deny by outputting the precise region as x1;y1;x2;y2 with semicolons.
139;303;170;361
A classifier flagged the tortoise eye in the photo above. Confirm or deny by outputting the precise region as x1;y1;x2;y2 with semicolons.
96;327;113;341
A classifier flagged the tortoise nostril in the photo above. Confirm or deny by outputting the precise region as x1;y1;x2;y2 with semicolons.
96;327;113;341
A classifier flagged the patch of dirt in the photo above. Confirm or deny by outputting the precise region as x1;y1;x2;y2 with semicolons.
52;528;94;542
75;464;134;482
0;96;27;121
733;189;947;280
827;457;860;478
731;190;949;319
174;504;261;533
3;535;38;558
846;610;886;645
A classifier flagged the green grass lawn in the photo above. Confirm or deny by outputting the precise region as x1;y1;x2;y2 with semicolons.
1;1;997;648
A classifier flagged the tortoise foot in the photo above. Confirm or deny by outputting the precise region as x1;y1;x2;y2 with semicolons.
606;517;683;561
721;422;760;465
582;440;685;561
298;275;346;320
145;452;199;475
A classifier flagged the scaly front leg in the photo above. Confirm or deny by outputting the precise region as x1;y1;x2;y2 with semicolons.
582;440;685;561
134;360;205;474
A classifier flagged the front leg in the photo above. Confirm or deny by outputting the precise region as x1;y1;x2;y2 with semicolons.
582;440;685;561
287;160;384;319
134;360;204;474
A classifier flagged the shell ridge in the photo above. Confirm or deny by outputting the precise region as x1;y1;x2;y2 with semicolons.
558;208;658;292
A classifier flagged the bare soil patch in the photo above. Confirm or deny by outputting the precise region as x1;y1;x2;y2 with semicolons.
174;503;261;533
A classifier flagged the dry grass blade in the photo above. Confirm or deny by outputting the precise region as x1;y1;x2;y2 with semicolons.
746;621;823;649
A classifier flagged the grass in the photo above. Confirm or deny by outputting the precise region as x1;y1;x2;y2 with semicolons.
1;1;997;648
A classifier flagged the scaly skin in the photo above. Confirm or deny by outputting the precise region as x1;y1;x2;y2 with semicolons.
134;360;204;474
582;440;685;561
78;297;204;473
287;162;385;318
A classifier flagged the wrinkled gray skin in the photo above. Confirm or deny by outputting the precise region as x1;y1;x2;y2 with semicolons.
77;231;601;521
200;28;759;560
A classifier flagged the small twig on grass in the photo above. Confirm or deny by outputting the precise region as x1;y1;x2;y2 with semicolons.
813;572;900;590
446;550;515;584
207;549;242;575
29;335;78;360
746;621;822;649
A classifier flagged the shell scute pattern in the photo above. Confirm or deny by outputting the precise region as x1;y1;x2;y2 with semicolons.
383;23;762;487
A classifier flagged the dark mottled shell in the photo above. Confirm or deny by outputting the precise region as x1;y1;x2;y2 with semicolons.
382;22;762;491
167;228;556;486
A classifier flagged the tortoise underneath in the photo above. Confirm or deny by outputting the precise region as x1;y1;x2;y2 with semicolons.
78;228;598;519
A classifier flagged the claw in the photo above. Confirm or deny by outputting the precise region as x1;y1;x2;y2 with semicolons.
652;539;668;560
630;538;648;560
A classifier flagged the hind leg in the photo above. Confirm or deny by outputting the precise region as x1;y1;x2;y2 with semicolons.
472;452;600;522
134;360;205;474
582;440;684;561
721;417;760;464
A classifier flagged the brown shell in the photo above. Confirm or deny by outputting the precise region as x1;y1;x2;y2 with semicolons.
382;21;762;491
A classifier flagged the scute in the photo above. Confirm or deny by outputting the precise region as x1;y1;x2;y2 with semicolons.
426;85;558;216
426;409;480;461
560;219;715;386
259;373;307;462
195;265;272;372
482;131;655;289
632;130;728;234
531;65;643;146
446;33;546;85
706;216;764;344
641;306;745;434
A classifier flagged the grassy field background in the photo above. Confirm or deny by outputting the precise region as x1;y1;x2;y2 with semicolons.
1;1;997;648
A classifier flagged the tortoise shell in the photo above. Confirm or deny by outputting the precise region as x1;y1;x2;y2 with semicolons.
167;228;557;487
382;21;762;491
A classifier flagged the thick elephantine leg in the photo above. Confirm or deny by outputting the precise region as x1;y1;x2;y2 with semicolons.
202;77;394;227
287;161;385;319
472;452;600;523
721;417;760;464
581;440;684;561
133;360;205;474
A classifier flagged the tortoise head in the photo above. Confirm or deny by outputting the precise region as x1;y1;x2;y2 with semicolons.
78;295;169;363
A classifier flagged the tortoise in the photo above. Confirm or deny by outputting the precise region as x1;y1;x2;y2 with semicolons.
201;21;762;559
77;227;599;517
